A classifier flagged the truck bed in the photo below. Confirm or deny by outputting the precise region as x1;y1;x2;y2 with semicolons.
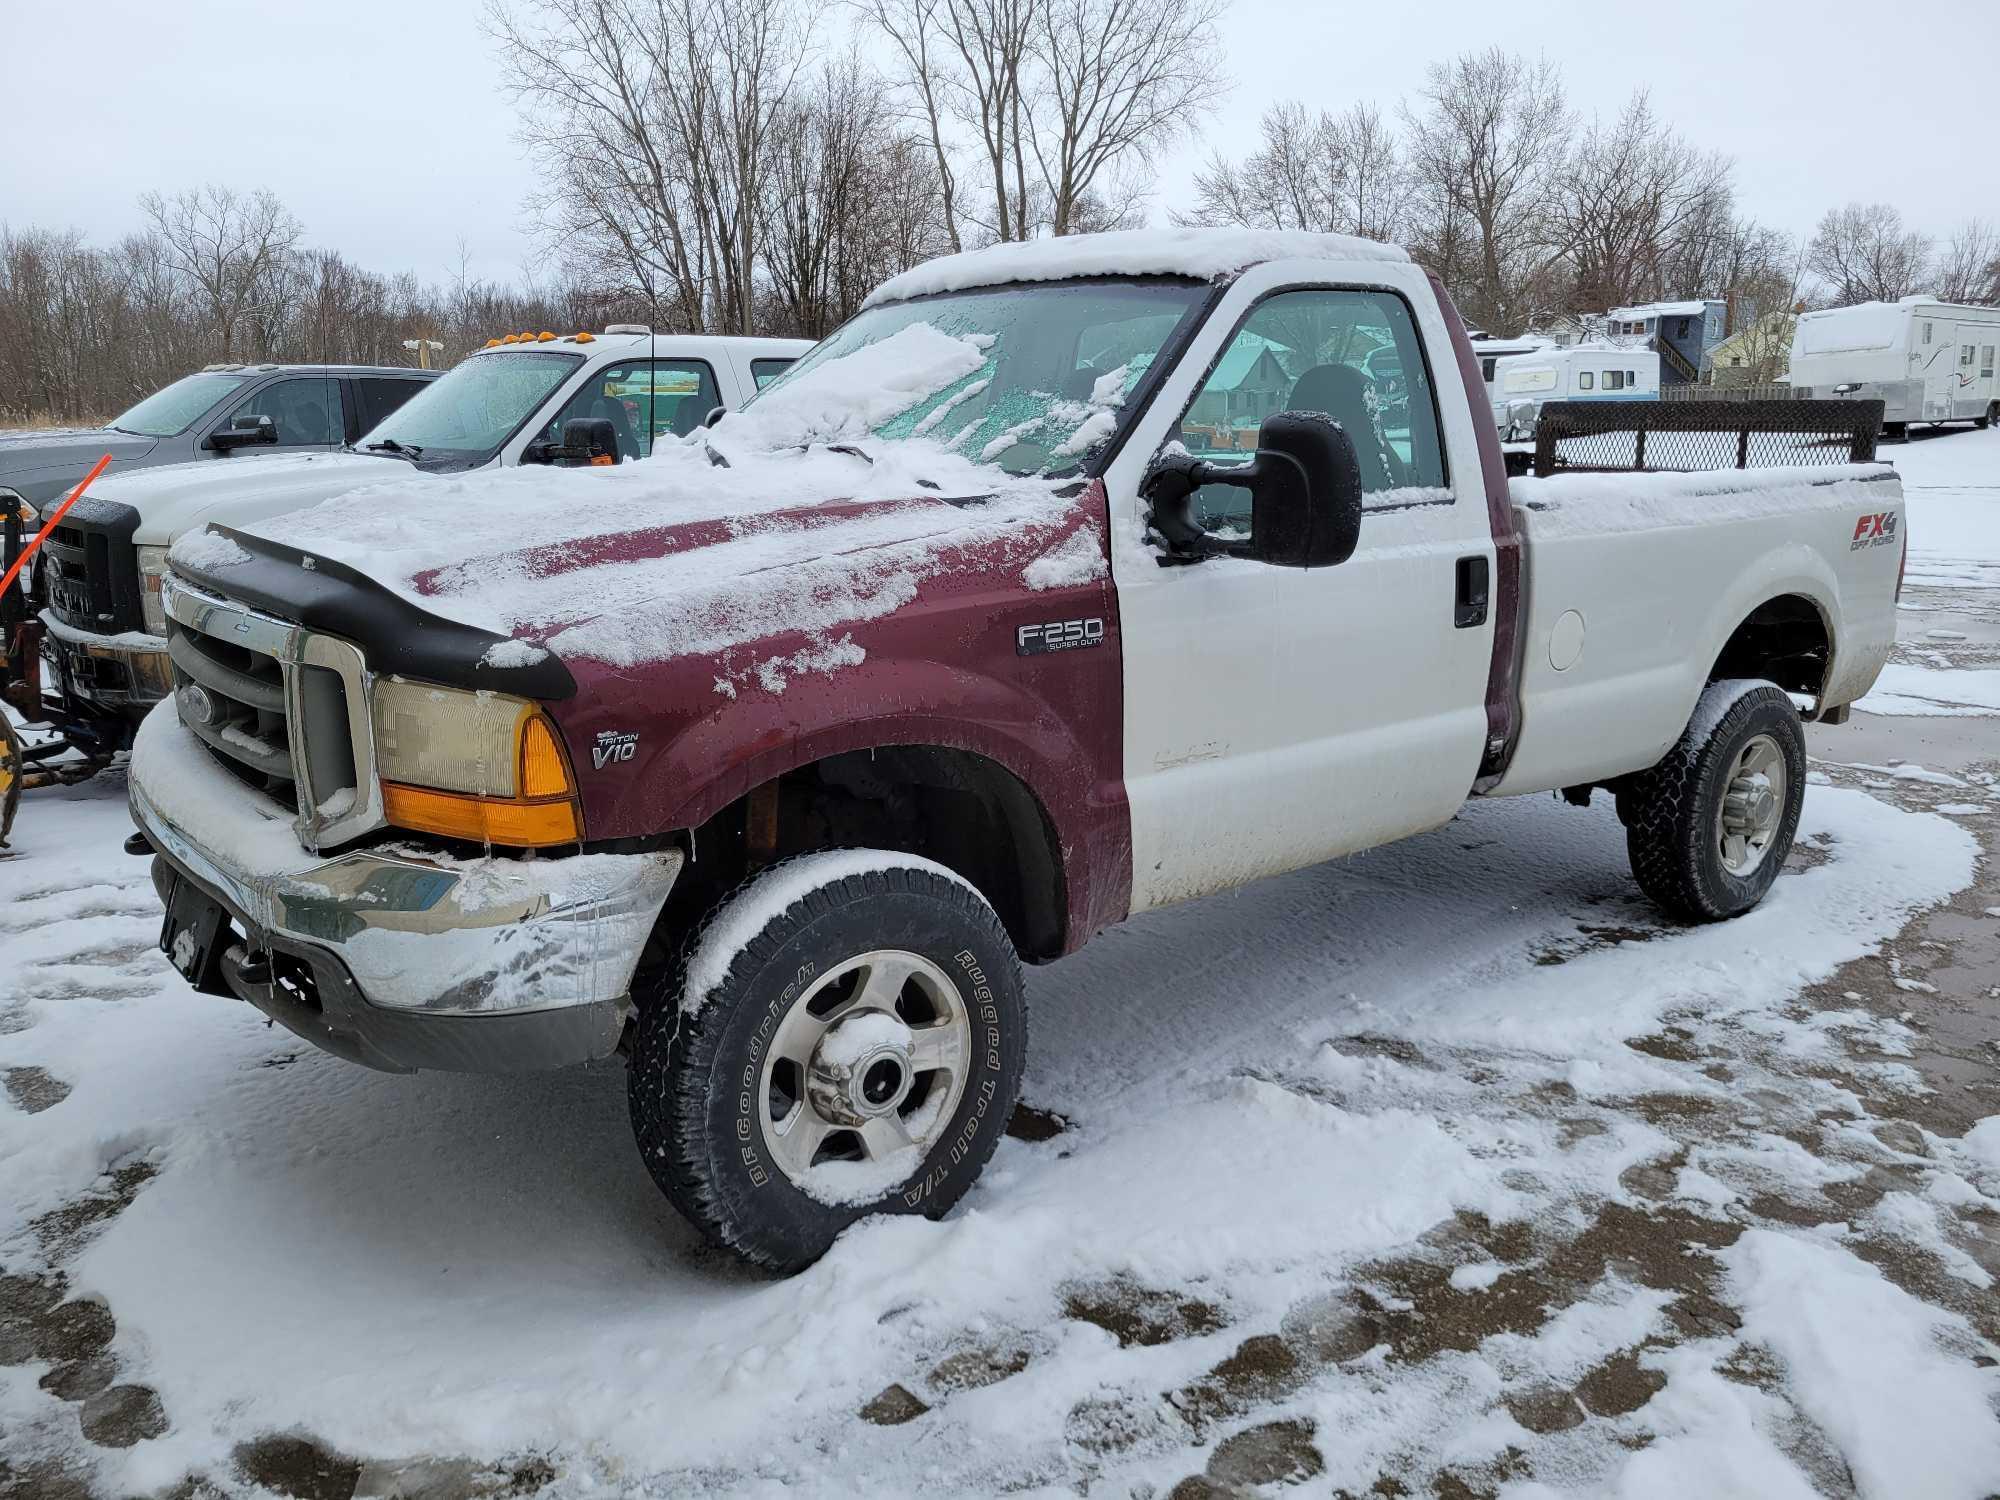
1490;464;1903;798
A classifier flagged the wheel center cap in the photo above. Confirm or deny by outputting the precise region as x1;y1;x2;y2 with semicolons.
808;1013;915;1125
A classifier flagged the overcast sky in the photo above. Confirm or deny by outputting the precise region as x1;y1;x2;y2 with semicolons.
5;0;1994;291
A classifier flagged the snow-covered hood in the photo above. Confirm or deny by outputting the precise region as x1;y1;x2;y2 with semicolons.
96;451;409;544
193;448;1087;673
185;322;1105;673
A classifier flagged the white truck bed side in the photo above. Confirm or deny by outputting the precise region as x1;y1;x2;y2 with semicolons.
1490;464;1903;797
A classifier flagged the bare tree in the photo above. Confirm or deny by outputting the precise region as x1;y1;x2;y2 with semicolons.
1178;101;1406;242
138;185;302;360
1401;48;1572;332
930;0;1039;242
851;0;964;253
762;52;953;337
1806;202;1935;304
488;0;811;335
1934;218;2000;305
1027;0;1226;236
1553;92;1731;310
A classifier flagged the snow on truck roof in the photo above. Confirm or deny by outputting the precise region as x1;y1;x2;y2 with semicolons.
863;228;1409;307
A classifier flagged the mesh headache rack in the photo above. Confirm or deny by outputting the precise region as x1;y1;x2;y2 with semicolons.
1532;399;1885;477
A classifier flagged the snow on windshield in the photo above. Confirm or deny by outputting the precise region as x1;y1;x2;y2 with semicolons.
233;324;1108;676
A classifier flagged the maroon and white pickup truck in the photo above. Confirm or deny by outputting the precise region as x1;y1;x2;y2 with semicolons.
131;229;1905;1271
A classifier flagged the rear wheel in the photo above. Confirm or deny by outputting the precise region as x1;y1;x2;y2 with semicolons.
628;851;1026;1274
1977;403;1997;431
1620;681;1806;922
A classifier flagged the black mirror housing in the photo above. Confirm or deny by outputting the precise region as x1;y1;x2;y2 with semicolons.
211;413;277;452
1145;410;1364;569
548;416;620;467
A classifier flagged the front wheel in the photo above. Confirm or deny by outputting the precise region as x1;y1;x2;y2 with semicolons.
629;850;1026;1274
1620;681;1806;922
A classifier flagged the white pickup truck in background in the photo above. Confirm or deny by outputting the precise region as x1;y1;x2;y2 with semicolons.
134;228;1906;1271
27;330;807;761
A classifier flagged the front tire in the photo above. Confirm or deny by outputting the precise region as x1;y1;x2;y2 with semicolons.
629;851;1026;1274
1620;681;1806;922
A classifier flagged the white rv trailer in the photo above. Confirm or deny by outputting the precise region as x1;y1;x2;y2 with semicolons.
1787;297;2000;437
1468;334;1551;401
1490;344;1661;444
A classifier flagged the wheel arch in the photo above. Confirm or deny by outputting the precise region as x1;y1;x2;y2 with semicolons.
650;737;1076;966
1707;590;1835;705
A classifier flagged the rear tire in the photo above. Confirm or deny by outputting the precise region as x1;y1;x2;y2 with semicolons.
0;715;21;847
628;851;1026;1274
1620;681;1806;922
1977;403;1996;431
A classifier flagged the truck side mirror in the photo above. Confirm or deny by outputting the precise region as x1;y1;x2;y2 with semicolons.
1144;411;1363;569
703;404;728;430
529;416;620;467
210;414;277;453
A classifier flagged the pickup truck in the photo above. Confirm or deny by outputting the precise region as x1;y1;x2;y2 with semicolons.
127;229;1905;1273
21;331;805;761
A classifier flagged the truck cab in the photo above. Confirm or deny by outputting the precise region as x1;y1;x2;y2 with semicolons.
25;331;807;762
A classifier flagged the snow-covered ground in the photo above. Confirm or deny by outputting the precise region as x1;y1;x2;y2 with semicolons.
5;429;2000;1499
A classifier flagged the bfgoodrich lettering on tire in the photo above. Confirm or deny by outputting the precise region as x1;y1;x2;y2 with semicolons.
628;851;1026;1274
1620;680;1806;922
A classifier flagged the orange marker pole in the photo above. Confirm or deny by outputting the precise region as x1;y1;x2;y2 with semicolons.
0;453;113;599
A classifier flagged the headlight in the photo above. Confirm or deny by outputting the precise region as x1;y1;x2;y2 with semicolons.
372;678;581;846
137;545;171;635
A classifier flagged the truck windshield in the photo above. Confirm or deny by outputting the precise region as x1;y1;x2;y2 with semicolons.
751;280;1206;476
359;349;583;462
110;372;256;437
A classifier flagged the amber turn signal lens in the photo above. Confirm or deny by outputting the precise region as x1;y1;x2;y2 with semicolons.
380;784;580;847
519;716;572;798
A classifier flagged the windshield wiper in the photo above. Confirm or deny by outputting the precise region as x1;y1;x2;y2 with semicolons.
360;438;423;463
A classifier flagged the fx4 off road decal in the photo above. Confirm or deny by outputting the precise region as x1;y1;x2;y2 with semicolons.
1016;616;1105;656
1851;512;1899;551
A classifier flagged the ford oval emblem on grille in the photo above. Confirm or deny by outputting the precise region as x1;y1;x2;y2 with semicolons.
178;683;216;726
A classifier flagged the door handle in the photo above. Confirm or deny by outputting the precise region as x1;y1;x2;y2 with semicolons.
1455;555;1489;629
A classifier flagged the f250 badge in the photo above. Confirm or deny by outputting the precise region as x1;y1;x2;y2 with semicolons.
1851;512;1899;551
1016;617;1105;656
592;730;639;769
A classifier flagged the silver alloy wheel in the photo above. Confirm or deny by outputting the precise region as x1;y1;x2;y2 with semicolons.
756;948;971;1185
1717;732;1786;876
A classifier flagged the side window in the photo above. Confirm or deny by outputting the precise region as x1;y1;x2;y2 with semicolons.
1982;345;1995;378
1604;370;1623;391
1176;287;1448;531
750;358;794;390
1963;344;1976;368
542;359;718;460
356;377;428;436
1578;371;1595;391
1480;356;1496;382
1923;322;1933;345
1627;369;1638;386
227;378;342;446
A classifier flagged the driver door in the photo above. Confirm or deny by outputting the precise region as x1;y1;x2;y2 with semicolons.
214;377;348;455
1108;265;1493;912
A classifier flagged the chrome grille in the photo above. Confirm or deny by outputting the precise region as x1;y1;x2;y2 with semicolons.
160;573;384;850
166;617;300;799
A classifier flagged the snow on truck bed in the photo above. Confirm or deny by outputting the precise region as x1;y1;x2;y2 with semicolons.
177;324;1099;674
1508;462;1895;536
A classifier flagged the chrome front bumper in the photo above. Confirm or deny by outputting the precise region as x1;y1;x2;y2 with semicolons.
129;709;683;1071
40;609;172;712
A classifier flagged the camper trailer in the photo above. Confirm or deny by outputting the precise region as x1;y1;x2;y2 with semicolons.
1469;335;1551;398
1491;345;1661;444
1787;297;2000;438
